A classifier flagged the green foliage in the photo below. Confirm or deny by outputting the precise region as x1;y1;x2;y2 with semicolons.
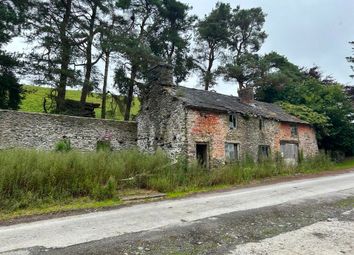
0;0;28;45
0;0;28;110
0;149;335;213
19;85;140;120
254;52;304;102
93;176;117;200
281;79;354;155
222;53;261;89
0;58;23;110
255;53;354;156
221;7;267;89
149;0;197;84
194;2;231;90
54;138;72;152
96;140;112;152
278;102;329;126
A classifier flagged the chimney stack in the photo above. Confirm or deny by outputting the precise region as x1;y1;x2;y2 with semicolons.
238;87;254;104
149;63;174;86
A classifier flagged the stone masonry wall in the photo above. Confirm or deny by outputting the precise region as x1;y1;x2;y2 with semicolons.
137;85;187;159
186;109;318;166
0;110;137;151
275;122;318;158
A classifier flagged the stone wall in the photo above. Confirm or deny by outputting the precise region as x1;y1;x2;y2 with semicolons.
186;109;318;166
137;85;187;159
0;110;137;151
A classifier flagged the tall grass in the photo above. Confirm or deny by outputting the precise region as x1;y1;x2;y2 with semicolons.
0;149;334;212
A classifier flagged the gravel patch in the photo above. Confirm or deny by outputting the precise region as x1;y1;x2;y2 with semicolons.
37;195;354;255
229;220;354;255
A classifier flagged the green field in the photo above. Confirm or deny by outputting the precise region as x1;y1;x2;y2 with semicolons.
20;85;140;120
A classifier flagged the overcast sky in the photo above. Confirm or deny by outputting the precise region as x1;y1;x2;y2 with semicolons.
8;0;354;96
181;0;354;95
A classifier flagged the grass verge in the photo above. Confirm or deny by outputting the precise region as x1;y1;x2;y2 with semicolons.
0;197;122;222
334;157;354;170
0;149;349;222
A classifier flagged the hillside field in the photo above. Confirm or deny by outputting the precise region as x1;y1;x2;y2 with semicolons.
20;85;140;120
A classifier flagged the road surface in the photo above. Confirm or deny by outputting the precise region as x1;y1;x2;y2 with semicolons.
0;171;353;254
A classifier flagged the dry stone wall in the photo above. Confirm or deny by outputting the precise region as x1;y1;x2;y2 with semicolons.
0;110;137;151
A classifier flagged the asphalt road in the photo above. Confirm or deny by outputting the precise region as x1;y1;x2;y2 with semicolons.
1;172;354;255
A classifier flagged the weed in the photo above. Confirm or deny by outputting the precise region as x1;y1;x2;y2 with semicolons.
0;149;336;214
54;138;72;152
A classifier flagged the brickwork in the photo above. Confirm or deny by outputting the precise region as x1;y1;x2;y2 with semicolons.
186;109;318;166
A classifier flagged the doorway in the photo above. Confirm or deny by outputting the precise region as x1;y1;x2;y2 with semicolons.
196;143;208;167
280;142;299;165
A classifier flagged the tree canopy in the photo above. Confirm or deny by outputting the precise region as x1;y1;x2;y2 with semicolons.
0;0;29;110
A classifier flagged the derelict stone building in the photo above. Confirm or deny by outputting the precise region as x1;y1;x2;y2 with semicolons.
0;64;318;167
138;64;319;166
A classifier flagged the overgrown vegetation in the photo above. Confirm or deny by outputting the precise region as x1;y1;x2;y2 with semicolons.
54;138;72;152
0;149;340;216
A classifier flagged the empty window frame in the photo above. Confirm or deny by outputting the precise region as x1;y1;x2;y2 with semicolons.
229;114;237;129
291;124;298;137
259;118;265;130
258;145;270;160
225;143;240;162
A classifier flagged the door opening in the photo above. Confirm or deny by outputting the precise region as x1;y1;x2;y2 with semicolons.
196;143;208;167
280;142;299;165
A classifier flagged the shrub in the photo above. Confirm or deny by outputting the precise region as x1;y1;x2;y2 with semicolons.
55;138;72;152
96;132;113;152
96;140;112;152
92;176;117;200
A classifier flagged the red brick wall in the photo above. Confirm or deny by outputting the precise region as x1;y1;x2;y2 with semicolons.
188;111;226;163
275;122;318;157
186;109;318;166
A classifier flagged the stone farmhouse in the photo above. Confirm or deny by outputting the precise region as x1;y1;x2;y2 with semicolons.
138;64;319;166
0;64;318;167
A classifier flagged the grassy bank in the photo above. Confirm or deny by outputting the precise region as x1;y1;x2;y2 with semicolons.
0;149;348;220
20;85;140;120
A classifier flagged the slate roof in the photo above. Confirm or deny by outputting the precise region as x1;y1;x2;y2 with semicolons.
168;86;308;124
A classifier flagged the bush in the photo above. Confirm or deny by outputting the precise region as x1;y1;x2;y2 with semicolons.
96;140;112;152
54;138;72;152
93;176;117;200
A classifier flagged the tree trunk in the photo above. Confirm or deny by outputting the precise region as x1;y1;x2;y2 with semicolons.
204;74;210;91
204;47;215;91
124;66;136;121
238;81;245;90
101;51;110;119
56;0;72;112
80;3;97;109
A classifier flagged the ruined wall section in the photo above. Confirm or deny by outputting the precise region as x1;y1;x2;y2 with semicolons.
186;110;226;166
274;122;319;158
186;110;277;165
137;86;187;159
0;110;137;151
186;109;318;165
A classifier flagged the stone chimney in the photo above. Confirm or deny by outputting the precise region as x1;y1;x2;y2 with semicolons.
238;87;254;104
149;63;174;86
